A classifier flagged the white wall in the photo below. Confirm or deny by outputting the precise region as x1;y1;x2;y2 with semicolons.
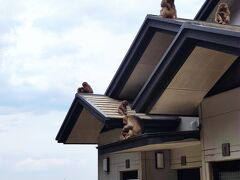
99;152;142;180
142;151;177;180
200;87;240;180
200;87;240;162
170;145;202;169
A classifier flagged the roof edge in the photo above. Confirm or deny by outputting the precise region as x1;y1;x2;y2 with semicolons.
133;22;240;114
194;0;219;21
56;94;108;143
105;15;183;99
98;131;200;155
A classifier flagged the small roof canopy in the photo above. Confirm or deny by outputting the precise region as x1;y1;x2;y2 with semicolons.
133;21;240;116
56;94;181;144
98;131;200;155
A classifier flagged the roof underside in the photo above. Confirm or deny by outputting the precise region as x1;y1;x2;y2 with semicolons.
56;94;181;144
133;21;240;115
105;15;184;101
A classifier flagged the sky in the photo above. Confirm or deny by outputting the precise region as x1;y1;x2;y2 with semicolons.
0;0;205;179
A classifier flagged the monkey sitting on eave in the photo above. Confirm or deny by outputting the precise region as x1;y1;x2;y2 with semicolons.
120;115;143;140
160;0;177;19
215;3;230;25
77;82;93;93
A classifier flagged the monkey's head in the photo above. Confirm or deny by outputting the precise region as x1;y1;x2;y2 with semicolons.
82;82;88;87
122;100;128;106
218;3;229;12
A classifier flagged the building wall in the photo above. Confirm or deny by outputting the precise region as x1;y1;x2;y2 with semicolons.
98;146;202;180
142;151;177;180
199;87;240;180
99;152;142;180
170;145;202;169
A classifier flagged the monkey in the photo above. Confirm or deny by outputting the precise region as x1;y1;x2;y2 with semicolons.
120;115;143;140
160;0;177;19
215;3;230;25
77;82;93;93
117;100;128;115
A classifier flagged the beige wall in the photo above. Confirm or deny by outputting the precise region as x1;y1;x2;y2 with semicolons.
98;147;202;180
200;87;240;162
200;87;240;180
170;145;202;169
142;151;177;180
99;152;142;180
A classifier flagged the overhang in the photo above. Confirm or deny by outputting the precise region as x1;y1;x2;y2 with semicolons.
194;0;219;21
98;131;200;155
105;15;184;101
56;94;181;144
133;21;240;115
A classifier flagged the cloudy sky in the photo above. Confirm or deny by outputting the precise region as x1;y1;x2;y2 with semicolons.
0;0;205;179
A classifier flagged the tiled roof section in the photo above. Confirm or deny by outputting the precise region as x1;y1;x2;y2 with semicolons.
79;93;156;120
80;94;134;119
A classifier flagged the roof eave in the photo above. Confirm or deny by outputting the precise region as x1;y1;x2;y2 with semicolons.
133;22;240;114
194;0;219;21
98;131;200;155
105;15;183;99
56;94;107;143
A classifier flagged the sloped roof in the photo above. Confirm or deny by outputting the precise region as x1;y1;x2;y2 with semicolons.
56;93;181;144
194;0;219;20
132;21;240;115
105;15;184;101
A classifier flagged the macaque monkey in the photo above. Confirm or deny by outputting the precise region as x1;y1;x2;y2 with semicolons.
215;3;230;25
160;0;177;19
77;82;93;93
118;100;128;115
120;115;143;140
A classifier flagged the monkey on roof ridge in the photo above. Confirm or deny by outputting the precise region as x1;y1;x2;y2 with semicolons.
118;100;128;115
160;0;177;19
215;3;230;25
120;115;143;140
77;82;93;93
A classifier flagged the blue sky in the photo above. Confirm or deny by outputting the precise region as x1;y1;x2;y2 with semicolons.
0;0;205;179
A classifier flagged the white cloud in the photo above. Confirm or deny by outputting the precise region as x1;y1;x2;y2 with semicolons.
0;108;98;179
15;157;72;171
0;0;205;97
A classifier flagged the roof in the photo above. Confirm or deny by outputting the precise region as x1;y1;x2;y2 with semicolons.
56;93;181;144
105;15;184;101
98;131;200;155
132;21;240;115
194;0;219;21
57;3;240;147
